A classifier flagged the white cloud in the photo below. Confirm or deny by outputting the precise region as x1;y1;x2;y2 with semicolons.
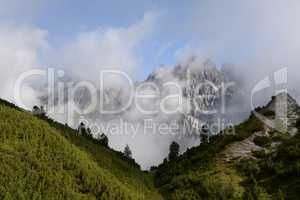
60;11;159;83
179;0;300;64
173;0;300;101
0;24;48;105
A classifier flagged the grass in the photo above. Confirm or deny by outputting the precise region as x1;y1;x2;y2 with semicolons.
0;99;162;200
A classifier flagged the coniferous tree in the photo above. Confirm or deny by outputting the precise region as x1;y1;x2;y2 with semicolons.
200;133;209;144
100;133;109;147
168;141;180;161
163;158;168;164
124;144;132;158
32;105;47;117
32;105;40;115
96;133;109;147
200;124;210;144
78;122;87;135
40;106;46;118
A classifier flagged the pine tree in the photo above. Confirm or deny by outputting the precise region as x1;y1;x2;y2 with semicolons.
200;124;210;144
100;133;109;147
78;122;87;135
96;133;109;147
124;144;132;158
40;106;46;118
168;141;180;161
200;133;209;144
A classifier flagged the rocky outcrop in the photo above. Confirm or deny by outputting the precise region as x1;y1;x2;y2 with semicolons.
220;92;300;162
266;92;300;131
220;132;265;162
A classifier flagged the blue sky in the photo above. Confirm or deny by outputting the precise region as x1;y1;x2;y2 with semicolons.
1;0;191;79
33;0;194;78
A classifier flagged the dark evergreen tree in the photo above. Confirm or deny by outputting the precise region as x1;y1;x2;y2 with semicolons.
40;106;46;118
96;133;109;147
100;133;109;147
124;144;132;158
163;158;168;164
78;122;87;135
200;124;210;144
168;141;180;161
32;105;39;114
32;105;47;118
200;133;209;144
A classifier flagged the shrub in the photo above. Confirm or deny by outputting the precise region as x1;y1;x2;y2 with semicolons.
261;109;275;117
168;141;180;161
252;150;268;159
253;136;271;147
271;133;289;142
236;158;259;176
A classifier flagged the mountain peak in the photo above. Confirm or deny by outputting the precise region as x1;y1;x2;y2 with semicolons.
267;92;299;112
262;92;300;133
271;92;297;104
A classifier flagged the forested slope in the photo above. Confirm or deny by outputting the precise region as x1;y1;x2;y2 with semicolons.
153;94;300;200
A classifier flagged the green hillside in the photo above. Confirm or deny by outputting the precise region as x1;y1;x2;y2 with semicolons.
0;94;300;200
153;94;300;200
0;99;162;200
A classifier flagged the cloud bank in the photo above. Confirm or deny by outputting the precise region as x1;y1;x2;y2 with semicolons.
59;11;159;83
0;24;48;106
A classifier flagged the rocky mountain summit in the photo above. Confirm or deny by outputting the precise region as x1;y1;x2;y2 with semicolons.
146;59;234;117
144;59;235;137
265;92;300;129
220;92;300;162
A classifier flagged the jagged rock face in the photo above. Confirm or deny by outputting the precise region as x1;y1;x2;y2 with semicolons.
220;132;265;162
182;61;230;118
142;60;237;137
266;93;300;128
146;60;234;119
254;92;300;135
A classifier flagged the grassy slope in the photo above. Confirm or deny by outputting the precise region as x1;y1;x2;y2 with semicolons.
153;113;263;199
0;100;162;200
1;96;299;199
49;120;162;199
154;140;246;200
154;110;300;200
